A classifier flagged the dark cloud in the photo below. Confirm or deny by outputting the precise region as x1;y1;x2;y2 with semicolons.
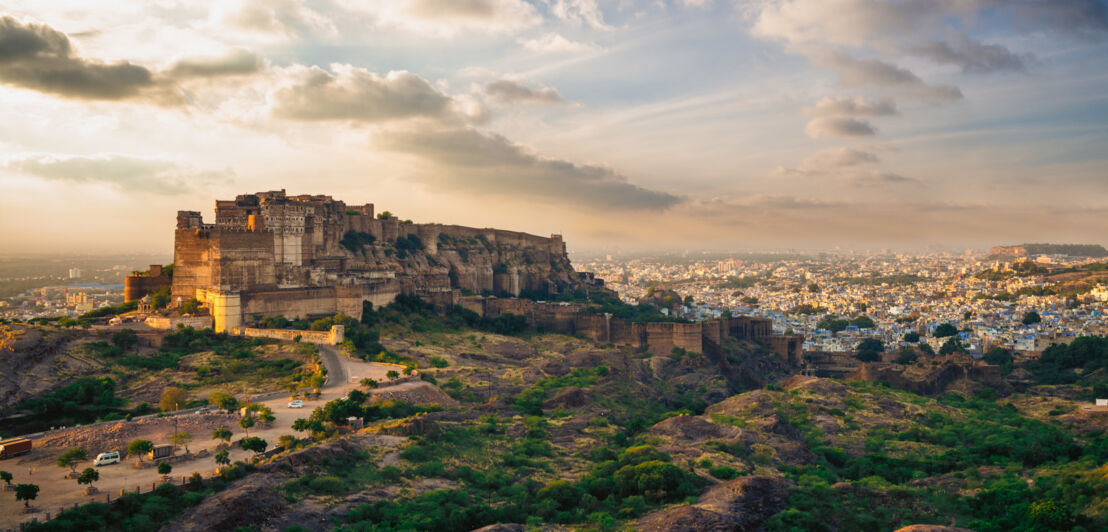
168;48;264;78
1006;0;1108;35
804;116;876;138
270;66;457;122
0;17;267;103
909;35;1029;73
485;79;562;103
378;126;682;211
408;0;500;19
0;16;162;101
806;95;897;117
811;50;963;102
6;154;231;194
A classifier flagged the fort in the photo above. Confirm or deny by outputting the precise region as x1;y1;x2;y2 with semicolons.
170;190;802;363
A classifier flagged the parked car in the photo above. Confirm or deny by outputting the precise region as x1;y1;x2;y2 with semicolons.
288;400;304;408
93;451;120;466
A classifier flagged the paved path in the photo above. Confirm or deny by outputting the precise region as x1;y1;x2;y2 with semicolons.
0;347;402;529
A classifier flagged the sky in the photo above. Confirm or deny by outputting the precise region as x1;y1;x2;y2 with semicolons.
0;0;1106;255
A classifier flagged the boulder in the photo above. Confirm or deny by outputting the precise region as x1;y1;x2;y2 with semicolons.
543;386;587;409
471;525;526;532
894;526;976;532
637;475;791;532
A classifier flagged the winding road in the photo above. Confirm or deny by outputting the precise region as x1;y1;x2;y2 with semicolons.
0;343;404;529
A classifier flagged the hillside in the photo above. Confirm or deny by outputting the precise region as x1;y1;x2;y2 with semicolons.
987;244;1108;260
19;299;1108;531
0;324;318;437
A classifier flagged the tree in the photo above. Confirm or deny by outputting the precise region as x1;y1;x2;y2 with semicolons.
919;342;935;355
57;447;87;473
240;437;268;455
171;432;193;453
111;328;138;351
0;470;12;486
984;347;1014;374
934;322;958;337
386;370;400;380
180;298;201;314
239;414;255;437
156;462;172;477
896;349;918;365
856;338;884;362
306;373;325;394
292;418;310;433
1022;310;1042;325
76;467;99;488
214;449;230;469
209;391;239;413
940;337;965;355
212;426;232;443
127;439;153;462
361;378;378;389
159;387;188;412
15;483;39;508
903;331;920;343
278;434;298;450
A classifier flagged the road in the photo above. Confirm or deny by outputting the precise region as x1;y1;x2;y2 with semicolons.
0;345;404;529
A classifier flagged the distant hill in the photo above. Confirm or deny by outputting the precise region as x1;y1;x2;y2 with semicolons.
987;243;1108;260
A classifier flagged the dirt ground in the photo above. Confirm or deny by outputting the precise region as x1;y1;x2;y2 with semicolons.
0;352;400;530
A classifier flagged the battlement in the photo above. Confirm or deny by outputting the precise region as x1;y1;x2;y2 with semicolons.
172;191;587;332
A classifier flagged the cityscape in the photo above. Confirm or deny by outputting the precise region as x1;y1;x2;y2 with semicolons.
2;2;1108;532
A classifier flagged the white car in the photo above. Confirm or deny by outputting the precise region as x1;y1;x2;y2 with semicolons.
94;451;120;466
288;400;304;408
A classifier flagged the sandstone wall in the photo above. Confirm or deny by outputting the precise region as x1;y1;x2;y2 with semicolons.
124;275;173;302
232;325;344;345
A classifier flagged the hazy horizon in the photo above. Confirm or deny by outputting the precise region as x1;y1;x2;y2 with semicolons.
1;1;1106;255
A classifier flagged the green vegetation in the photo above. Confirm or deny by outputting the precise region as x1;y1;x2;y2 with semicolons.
79;300;138;320
2;377;130;435
818;315;876;333
1026;336;1108;392
23;463;255;532
1022;310;1042;325
855;338;884;362
763;382;1108;532
339;230;376;255
934;322;958;337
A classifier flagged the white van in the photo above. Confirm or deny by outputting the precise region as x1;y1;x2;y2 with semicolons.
94;451;120;466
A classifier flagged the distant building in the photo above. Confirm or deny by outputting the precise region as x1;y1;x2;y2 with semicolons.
68;268;82;279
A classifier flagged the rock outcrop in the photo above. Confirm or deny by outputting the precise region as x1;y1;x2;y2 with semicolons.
636;475;791;532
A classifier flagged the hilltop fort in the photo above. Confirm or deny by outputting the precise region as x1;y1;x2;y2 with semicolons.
163;190;801;361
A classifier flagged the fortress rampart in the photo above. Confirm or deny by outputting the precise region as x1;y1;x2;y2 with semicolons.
173;190;592;333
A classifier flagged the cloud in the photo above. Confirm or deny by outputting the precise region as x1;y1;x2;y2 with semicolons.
6;154;231;194
212;0;337;38
804;116;876;138
0;16;167;102
549;0;612;30
806;95;896;117
908;34;1029;73
849;170;919;186
810;50;963;101
366;0;540;35
269;65;460;123
485;79;562;103
518;33;598;53
167;48;264;79
377;126;681;210
798;147;880;171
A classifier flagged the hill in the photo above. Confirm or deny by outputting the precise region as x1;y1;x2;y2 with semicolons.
987;243;1108;260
